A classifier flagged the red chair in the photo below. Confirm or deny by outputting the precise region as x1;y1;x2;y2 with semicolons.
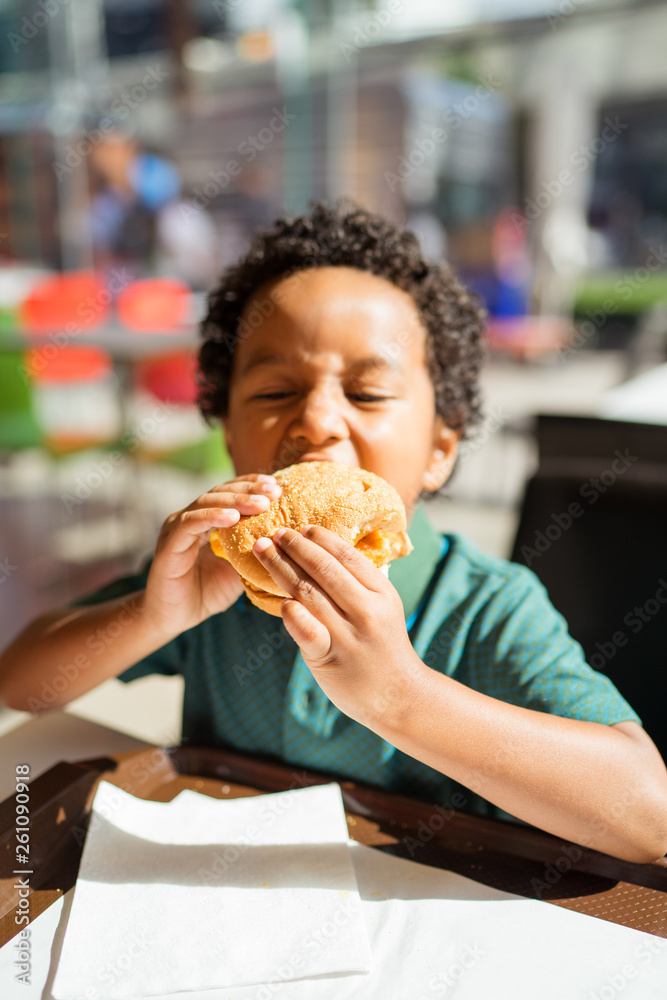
20;271;109;333
134;350;198;405
117;278;191;332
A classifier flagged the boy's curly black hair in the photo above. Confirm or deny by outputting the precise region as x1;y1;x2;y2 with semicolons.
198;198;486;452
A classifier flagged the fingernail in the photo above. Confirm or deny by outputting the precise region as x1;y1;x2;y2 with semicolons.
273;527;287;542
254;537;272;553
258;474;277;483
261;483;279;493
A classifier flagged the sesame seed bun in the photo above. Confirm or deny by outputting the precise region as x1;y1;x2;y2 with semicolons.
209;461;413;615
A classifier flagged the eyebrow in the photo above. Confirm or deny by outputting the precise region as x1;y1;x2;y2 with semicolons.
239;353;404;378
239;352;291;377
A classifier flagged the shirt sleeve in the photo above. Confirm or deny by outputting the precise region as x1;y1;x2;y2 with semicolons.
464;566;643;727
69;560;185;683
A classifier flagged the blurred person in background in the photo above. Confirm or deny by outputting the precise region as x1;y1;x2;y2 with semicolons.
88;120;219;289
88;123;180;275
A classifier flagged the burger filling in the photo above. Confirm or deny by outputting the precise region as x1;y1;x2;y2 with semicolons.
355;528;410;567
209;533;227;559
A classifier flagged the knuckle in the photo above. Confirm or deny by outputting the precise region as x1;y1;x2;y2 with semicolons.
313;555;334;580
338;544;359;568
181;508;202;525
293;577;317;602
163;511;181;530
355;609;374;633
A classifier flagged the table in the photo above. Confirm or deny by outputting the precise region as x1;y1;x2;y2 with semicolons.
1;711;666;955
600;362;667;424
0;324;199;363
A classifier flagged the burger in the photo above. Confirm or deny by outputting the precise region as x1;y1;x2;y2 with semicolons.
209;461;413;615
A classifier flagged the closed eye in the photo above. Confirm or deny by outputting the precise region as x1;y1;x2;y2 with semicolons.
253;392;393;402
348;394;393;402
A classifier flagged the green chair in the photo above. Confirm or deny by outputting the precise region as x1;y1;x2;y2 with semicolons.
0;351;42;451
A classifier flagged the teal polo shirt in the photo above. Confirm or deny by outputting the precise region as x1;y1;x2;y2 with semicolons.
72;504;641;819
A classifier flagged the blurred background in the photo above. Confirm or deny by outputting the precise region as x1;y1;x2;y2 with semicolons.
1;0;666;754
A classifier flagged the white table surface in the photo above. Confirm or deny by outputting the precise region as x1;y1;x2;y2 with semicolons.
600;362;667;424
2;713;667;1000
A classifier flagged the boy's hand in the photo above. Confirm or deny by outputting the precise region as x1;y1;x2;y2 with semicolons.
252;525;428;728
143;474;282;639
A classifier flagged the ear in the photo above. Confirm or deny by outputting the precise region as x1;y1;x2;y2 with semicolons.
421;417;459;492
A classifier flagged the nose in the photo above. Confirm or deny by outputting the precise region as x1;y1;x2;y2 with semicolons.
288;385;349;449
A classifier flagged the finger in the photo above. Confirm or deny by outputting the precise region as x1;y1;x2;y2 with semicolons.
252;534;344;620
256;526;380;618
182;487;278;519
297;524;390;591
206;476;282;498
280;599;332;662
160;507;243;556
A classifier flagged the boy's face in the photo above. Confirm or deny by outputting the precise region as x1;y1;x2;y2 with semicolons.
222;266;458;521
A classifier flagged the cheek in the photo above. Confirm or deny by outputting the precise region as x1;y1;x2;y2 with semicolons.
357;407;433;478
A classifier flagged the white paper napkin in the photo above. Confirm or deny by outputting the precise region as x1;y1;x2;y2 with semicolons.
50;781;371;999
4;842;666;1000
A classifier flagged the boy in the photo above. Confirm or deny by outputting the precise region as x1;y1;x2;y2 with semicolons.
1;200;666;862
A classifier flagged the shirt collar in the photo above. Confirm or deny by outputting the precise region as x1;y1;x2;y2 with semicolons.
389;501;446;623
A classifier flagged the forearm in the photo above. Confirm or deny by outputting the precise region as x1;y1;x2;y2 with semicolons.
376;661;667;863
0;591;169;711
